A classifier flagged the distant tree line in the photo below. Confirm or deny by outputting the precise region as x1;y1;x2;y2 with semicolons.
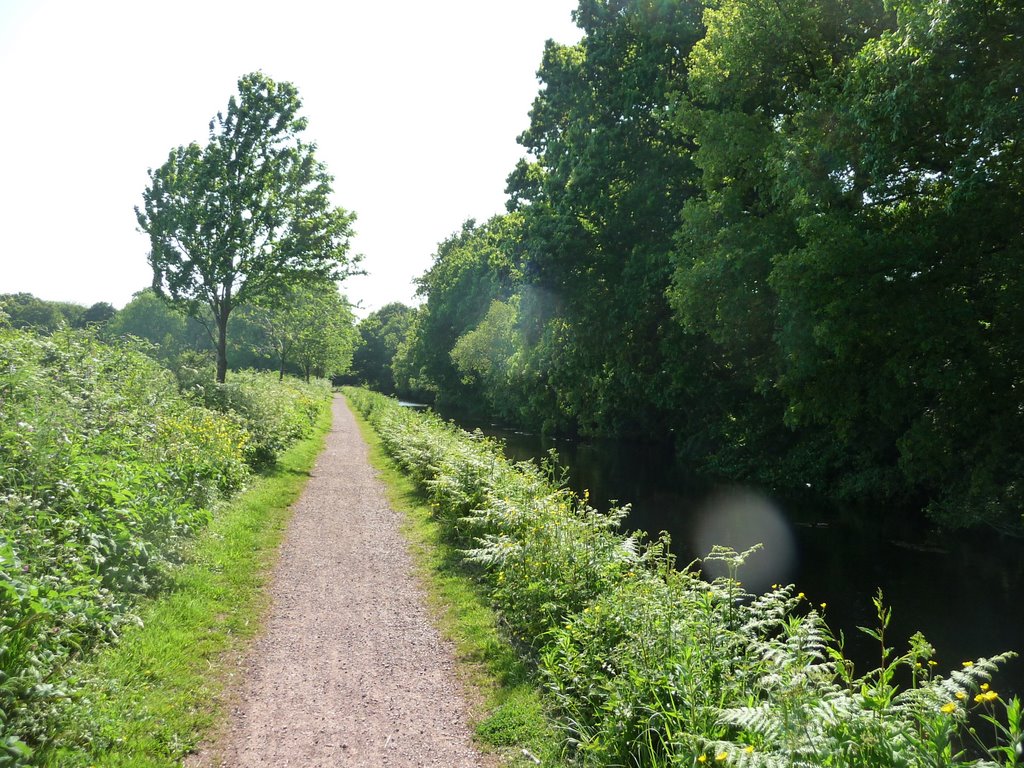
351;0;1024;533
1;285;357;385
0;293;116;332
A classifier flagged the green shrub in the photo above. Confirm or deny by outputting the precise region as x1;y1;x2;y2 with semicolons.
0;331;329;763
197;370;329;467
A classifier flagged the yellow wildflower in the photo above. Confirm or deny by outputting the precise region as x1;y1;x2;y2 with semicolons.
744;746;755;754
715;751;728;762
980;683;990;691
955;692;967;700
941;702;957;714
928;660;938;667
797;592;805;600
698;756;708;764
820;602;827;609
962;661;974;668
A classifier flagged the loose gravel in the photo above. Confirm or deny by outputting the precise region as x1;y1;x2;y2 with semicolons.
189;396;488;767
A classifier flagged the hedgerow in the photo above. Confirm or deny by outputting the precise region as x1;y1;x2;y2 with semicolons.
345;387;1022;768
0;329;329;764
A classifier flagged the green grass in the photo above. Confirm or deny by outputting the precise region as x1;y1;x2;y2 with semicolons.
346;395;564;767
37;405;333;767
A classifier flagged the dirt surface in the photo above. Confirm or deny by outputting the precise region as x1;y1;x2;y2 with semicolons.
188;396;488;767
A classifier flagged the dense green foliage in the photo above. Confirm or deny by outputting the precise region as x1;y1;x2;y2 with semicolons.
0;294;115;334
348;302;416;396
105;289;209;365
348;388;1022;767
38;407;332;767
105;285;358;386
393;0;1024;531
0;328;330;763
232;279;357;383
137;72;358;382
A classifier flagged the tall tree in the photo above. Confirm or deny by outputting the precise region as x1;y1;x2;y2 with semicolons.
397;216;521;411
507;0;705;437
136;72;358;382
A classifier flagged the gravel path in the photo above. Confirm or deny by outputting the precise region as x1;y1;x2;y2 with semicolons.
189;396;488;767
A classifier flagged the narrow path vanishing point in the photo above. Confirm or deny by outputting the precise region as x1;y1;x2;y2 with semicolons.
189;396;488;768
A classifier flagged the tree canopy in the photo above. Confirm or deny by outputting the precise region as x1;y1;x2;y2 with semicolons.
136;72;358;382
391;0;1024;533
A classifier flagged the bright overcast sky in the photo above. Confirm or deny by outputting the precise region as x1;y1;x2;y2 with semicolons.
0;1;581;316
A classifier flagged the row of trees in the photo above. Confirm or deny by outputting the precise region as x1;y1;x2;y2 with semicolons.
0;293;116;332
1;285;358;384
358;0;1023;533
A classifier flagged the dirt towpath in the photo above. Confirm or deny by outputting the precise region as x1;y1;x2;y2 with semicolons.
189;396;487;767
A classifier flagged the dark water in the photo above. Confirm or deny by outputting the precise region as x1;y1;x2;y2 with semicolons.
446;415;1023;700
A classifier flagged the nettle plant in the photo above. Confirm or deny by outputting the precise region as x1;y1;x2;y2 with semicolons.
346;389;1022;767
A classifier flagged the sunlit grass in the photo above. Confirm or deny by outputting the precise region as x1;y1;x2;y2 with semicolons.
38;405;332;767
347;395;563;767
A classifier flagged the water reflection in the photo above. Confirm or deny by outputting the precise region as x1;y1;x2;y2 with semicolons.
465;418;1023;700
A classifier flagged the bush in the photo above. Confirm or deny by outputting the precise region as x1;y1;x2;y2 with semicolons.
0;331;330;762
197;370;330;468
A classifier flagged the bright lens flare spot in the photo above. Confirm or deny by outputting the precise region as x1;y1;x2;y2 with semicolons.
693;488;797;593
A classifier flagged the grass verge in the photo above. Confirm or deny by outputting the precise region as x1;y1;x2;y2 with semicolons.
37;405;333;767
346;395;564;768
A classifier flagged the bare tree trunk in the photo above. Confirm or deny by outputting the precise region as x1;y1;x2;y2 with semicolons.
216;313;229;383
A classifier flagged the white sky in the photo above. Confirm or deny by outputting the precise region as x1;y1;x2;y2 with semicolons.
0;0;580;316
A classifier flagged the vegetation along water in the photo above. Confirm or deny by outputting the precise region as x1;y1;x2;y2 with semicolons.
442;412;1024;707
350;388;1022;767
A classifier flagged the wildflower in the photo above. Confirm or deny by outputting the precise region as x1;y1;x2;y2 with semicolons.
955;692;967;700
744;746;755;754
820;602;827;609
715;751;728;762
941;702;957;714
962;661;974;668
980;683;990;692
975;690;999;703
928;660;938;667
698;756;708;764
797;592;805;600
